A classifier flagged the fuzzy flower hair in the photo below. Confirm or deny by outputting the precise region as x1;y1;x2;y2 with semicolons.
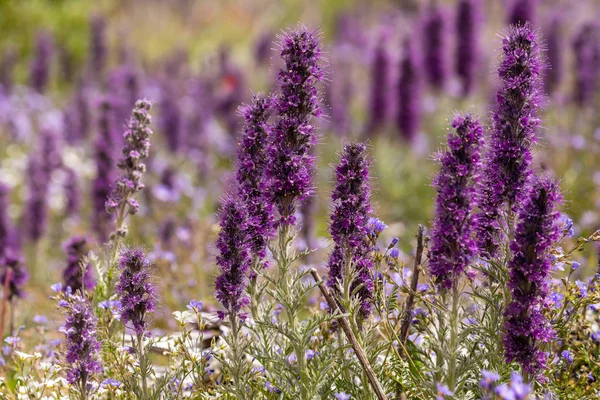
503;176;561;376
267;27;324;226
429;114;484;289
214;196;252;318
236;94;275;260
327;142;374;318
476;23;544;257
116;248;156;336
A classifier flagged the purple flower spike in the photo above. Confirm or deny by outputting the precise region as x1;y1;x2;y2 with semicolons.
236;94;275;261
23;156;49;243
397;38;422;142
476;23;544;258
508;0;537;27
327;143;374;319
429;114;483;289
116;248;156;336
63;168;81;218
29;31;53;93
60;295;102;390
0;184;14;258
106;100;153;236
423;5;449;89
367;31;392;132
214;196;251;317
90;15;107;80
63;236;95;293
455;0;481;96
573;23;600;108
544;15;564;96
503;176;561;376
267;27;324;226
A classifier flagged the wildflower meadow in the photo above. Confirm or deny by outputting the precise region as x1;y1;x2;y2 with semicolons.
0;1;600;399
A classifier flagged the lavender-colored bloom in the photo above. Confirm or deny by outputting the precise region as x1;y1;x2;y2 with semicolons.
0;254;28;301
327;47;352;135
267;27;324;226
89;15;107;79
63;236;94;293
116;248;156;336
60;295;101;390
29;31;53;93
423;5;449;89
561;349;573;364
214;196;251;317
367;32;392;132
480;369;500;391
476;23;543;257
455;0;481;96
544;15;564;96
92;99;118;241
236;94;275;260
508;0;537;27
254;31;273;65
572;23;600;108
397;38;422;141
23;155;49;242
106;100;153;227
504;176;561;376
429;114;483;289
327;143;374;318
63;168;81;218
159;83;184;153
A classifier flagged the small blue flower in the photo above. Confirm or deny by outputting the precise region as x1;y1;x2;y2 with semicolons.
101;378;122;387
571;261;581;271
334;393;351;400
305;349;317;360
389;237;399;248
480;369;500;390
58;300;69;308
436;382;453;399
389;248;400;258
33;315;48;324
186;299;203;312
50;282;63;292
561;349;573;364
4;337;20;345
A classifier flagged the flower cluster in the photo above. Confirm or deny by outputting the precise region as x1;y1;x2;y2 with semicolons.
105;99;153;235
116;248;156;336
62;236;94;293
327;142;374;318
214;196;251;317
267;27;323;225
429;114;483;289
0;254;28;301
236;94;275;260
476;23;543;257
59;295;102;390
504;176;562;376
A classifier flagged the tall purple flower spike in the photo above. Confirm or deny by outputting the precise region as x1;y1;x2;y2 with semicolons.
327;143;374;319
429;114;483;289
90;15;107;80
236;94;275;261
397;38;422;142
63;236;95;293
116;248;156;336
61;295;102;388
508;0;537;27
29;31;53;93
267;27;324;226
504;176;561;376
367;31;392;132
476;23;544;258
0;255;28;301
214;196;251;317
544;15;564;96
455;0;481;96
572;23;600;108
423;4;449;89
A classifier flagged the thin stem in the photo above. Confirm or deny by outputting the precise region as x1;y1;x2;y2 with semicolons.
137;333;149;399
310;269;388;400
447;279;460;391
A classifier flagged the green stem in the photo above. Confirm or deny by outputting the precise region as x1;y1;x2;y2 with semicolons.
137;333;149;399
447;280;460;391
